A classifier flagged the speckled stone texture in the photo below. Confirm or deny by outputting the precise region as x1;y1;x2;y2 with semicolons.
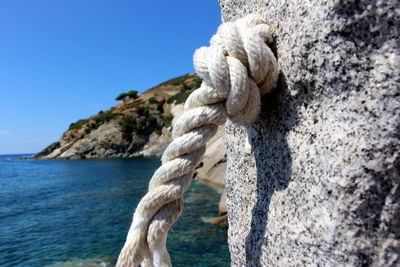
220;0;399;266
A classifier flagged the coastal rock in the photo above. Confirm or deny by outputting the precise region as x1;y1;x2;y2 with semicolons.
135;103;185;158
41;120;132;159
133;129;169;157
220;0;400;266
195;125;226;191
34;141;60;159
194;125;228;227
202;214;228;229
218;189;227;216
170;103;185;126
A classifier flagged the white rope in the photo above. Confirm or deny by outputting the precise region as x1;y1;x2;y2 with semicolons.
116;14;278;267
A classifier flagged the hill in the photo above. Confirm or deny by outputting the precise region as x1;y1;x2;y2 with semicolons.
35;73;201;159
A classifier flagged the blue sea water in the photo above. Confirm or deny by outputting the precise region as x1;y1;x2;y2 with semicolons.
0;154;229;267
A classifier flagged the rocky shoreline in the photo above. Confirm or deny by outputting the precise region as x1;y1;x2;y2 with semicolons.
35;73;228;227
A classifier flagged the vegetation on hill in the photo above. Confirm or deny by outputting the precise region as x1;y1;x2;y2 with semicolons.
69;119;89;131
68;110;121;132
37;73;203;159
166;75;202;104
68;73;202;135
115;90;139;101
160;73;191;86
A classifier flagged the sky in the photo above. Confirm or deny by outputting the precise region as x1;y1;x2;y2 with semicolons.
0;0;222;154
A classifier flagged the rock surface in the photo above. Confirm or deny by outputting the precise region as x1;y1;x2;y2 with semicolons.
195;125;226;191
195;125;228;227
220;0;399;266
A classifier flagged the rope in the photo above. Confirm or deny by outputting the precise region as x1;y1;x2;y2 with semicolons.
116;14;278;267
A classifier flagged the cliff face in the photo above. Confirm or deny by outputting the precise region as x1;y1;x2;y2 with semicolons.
220;0;399;266
35;74;201;159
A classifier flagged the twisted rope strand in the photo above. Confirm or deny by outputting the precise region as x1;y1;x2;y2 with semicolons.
117;14;278;267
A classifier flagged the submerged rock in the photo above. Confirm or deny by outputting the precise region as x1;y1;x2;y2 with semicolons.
202;214;228;229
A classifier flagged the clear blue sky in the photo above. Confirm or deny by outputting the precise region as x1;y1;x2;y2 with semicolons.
0;0;221;154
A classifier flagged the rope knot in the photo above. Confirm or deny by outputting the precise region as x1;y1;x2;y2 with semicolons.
188;14;278;126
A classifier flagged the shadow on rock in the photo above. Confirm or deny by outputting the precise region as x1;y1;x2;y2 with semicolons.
244;73;301;266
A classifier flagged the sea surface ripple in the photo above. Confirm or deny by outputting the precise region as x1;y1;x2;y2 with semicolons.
0;154;229;267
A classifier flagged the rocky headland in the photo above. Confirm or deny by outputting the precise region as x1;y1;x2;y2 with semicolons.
35;73;201;160
35;73;228;226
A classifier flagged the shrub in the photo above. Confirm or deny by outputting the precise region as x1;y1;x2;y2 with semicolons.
136;106;144;116
162;114;174;127
167;90;192;104
120;113;164;140
136;117;147;134
119;115;136;142
126;90;139;98
94;111;120;124
157;99;165;113
139;115;163;135
115;90;139;101
69;119;89;131
136;106;149;117
148;97;159;104
160;74;190;86
88;123;97;129
181;83;190;91
116;93;127;101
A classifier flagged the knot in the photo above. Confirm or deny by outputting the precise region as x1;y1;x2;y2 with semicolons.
187;14;278;126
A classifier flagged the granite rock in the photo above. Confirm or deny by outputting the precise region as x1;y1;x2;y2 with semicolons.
194;125;228;227
219;0;400;266
195;125;227;191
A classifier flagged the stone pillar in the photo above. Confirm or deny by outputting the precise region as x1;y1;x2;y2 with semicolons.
220;0;399;266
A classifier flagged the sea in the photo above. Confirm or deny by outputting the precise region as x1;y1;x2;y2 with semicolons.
0;154;229;267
